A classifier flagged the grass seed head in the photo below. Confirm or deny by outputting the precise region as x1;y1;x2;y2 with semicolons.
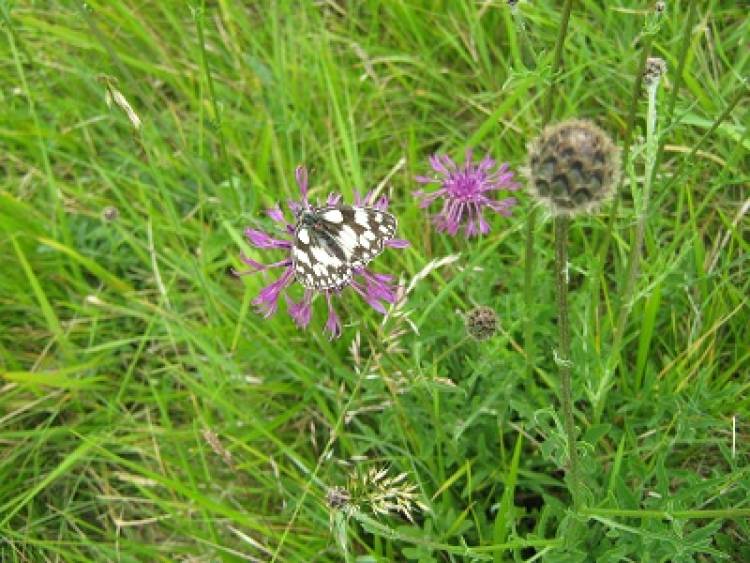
326;486;352;510
525;119;620;216
465;306;499;341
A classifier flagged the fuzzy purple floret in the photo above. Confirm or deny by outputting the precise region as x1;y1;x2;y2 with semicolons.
237;166;407;339
415;151;520;237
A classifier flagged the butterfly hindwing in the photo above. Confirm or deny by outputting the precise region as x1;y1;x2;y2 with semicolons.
292;205;396;290
330;206;396;269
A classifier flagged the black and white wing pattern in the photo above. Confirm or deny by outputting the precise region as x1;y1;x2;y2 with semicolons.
291;205;397;290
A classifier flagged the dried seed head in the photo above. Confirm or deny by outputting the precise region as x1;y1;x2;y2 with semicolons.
654;1;666;14
643;57;667;87
326;486;352;510
102;206;119;221
525;119;621;216
465;306;499;341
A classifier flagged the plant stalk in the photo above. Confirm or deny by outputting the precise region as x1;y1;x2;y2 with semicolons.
524;0;574;379
593;71;661;422
554;216;581;505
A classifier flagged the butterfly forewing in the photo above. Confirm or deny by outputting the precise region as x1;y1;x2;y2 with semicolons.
292;205;397;290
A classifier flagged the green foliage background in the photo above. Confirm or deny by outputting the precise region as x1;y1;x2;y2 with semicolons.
1;1;748;561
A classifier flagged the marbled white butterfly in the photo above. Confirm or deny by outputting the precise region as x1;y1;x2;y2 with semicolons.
292;205;397;290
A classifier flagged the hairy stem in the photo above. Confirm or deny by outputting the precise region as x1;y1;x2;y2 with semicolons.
593;73;661;423
524;0;574;379
554;216;581;505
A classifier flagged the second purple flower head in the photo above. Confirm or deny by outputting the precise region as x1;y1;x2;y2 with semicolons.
415;151;520;237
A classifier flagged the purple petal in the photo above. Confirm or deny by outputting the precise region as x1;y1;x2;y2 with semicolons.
374;195;389;211
486;197;517;216
478;213;490;235
287;199;303;216
477;154;496;171
429;154;450;175
463;149;474;169
295;165;309;202
327;193;342;206
415;175;436;184
267;206;286;223
350;270;398;313
413;189;446;208
439;154;457;171
288;290;313;328
252;267;295;317
245;228;292;249
354;191;369;206
386;238;410;249
363;270;394;285
238;255;266;272
324;293;342;339
239;255;292;272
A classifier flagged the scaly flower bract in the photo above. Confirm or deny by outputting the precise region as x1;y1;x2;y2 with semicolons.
237;166;408;339
415;151;520;237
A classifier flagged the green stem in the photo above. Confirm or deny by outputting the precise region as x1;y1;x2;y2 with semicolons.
195;3;229;165
353;511;563;554
523;0;574;380
542;0;574;124
593;75;660;422
642;1;698;221
582;507;750;520
665;1;698;124
590;34;653;312
523;208;538;379
509;4;536;69
554;216;581;505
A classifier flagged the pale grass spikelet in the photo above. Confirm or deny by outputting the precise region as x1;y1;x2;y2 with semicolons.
112;471;158;487
351;466;427;523
327;466;427;524
201;428;233;466
98;75;142;131
405;254;461;296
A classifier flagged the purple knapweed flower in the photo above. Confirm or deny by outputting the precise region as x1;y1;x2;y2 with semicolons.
415;151;520;237
237;166;409;339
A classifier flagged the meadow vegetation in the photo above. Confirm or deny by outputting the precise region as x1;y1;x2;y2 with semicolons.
1;1;748;560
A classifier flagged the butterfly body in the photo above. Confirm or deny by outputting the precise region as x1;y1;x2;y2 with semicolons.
292;205;397;290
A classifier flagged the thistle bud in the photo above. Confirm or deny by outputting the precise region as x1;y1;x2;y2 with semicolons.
465;306;499;341
643;57;667;88
102;206;119;221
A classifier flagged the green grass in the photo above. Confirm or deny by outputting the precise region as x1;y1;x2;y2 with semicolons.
1;1;749;560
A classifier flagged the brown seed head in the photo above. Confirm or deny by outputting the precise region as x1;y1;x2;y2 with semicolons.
465;306;499;341
102;206;119;221
326;486;352;510
525;119;621;216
